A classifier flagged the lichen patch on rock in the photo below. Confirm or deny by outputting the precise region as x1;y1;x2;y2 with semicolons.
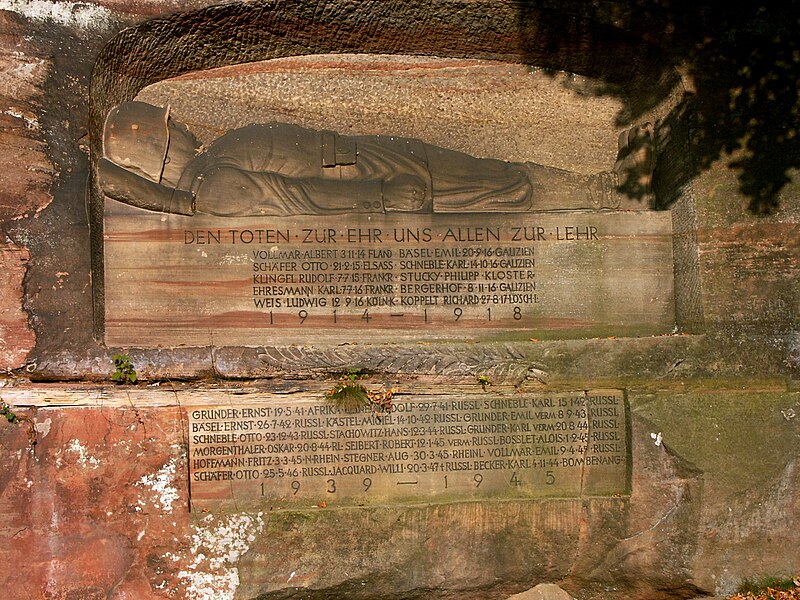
137;458;179;513
176;512;265;600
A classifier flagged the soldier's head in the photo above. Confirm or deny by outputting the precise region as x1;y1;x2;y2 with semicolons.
103;101;200;186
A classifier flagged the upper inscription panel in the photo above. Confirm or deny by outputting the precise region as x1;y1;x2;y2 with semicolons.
100;102;674;346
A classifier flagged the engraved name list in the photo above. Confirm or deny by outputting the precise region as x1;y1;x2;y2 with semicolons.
105;210;675;346
188;389;629;509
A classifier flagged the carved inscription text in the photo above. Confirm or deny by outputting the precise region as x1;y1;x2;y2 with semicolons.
188;389;629;508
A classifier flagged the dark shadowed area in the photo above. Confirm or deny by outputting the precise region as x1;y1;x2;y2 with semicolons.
517;1;799;213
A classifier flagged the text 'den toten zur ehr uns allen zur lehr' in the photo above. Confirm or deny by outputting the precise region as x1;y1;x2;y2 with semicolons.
105;213;675;346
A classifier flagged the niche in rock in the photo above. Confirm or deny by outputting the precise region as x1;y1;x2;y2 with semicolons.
97;54;698;347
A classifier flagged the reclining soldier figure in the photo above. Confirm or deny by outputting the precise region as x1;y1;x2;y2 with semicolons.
98;101;655;217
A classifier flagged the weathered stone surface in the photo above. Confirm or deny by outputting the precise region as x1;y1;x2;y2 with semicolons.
695;162;800;335
0;244;34;370
633;390;800;594
0;12;54;220
0;385;795;598
0;403;189;598
699;219;799;333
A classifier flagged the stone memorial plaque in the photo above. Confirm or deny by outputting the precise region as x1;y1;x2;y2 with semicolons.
188;389;629;509
99;101;675;346
104;207;674;345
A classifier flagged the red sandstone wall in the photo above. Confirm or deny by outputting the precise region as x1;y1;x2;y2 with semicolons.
0;2;797;599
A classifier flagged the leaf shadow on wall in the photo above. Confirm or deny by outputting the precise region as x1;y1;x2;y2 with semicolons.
516;1;800;214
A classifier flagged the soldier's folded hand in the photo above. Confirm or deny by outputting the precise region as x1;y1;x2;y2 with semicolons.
382;174;427;212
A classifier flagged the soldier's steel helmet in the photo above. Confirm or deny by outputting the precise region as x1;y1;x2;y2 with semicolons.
103;101;170;183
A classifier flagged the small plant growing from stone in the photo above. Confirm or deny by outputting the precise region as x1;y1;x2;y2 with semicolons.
111;354;138;384
1;398;19;424
326;371;397;415
0;398;37;447
326;372;369;412
476;374;491;390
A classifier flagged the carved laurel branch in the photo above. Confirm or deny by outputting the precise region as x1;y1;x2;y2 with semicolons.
257;344;548;385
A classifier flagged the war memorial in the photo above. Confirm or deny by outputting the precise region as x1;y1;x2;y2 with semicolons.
0;2;797;598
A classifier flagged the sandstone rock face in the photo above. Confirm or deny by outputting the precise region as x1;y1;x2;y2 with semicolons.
0;1;797;599
0;12;54;221
1;386;797;599
0;244;34;369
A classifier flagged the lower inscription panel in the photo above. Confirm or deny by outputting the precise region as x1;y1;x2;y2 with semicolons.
188;389;629;509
